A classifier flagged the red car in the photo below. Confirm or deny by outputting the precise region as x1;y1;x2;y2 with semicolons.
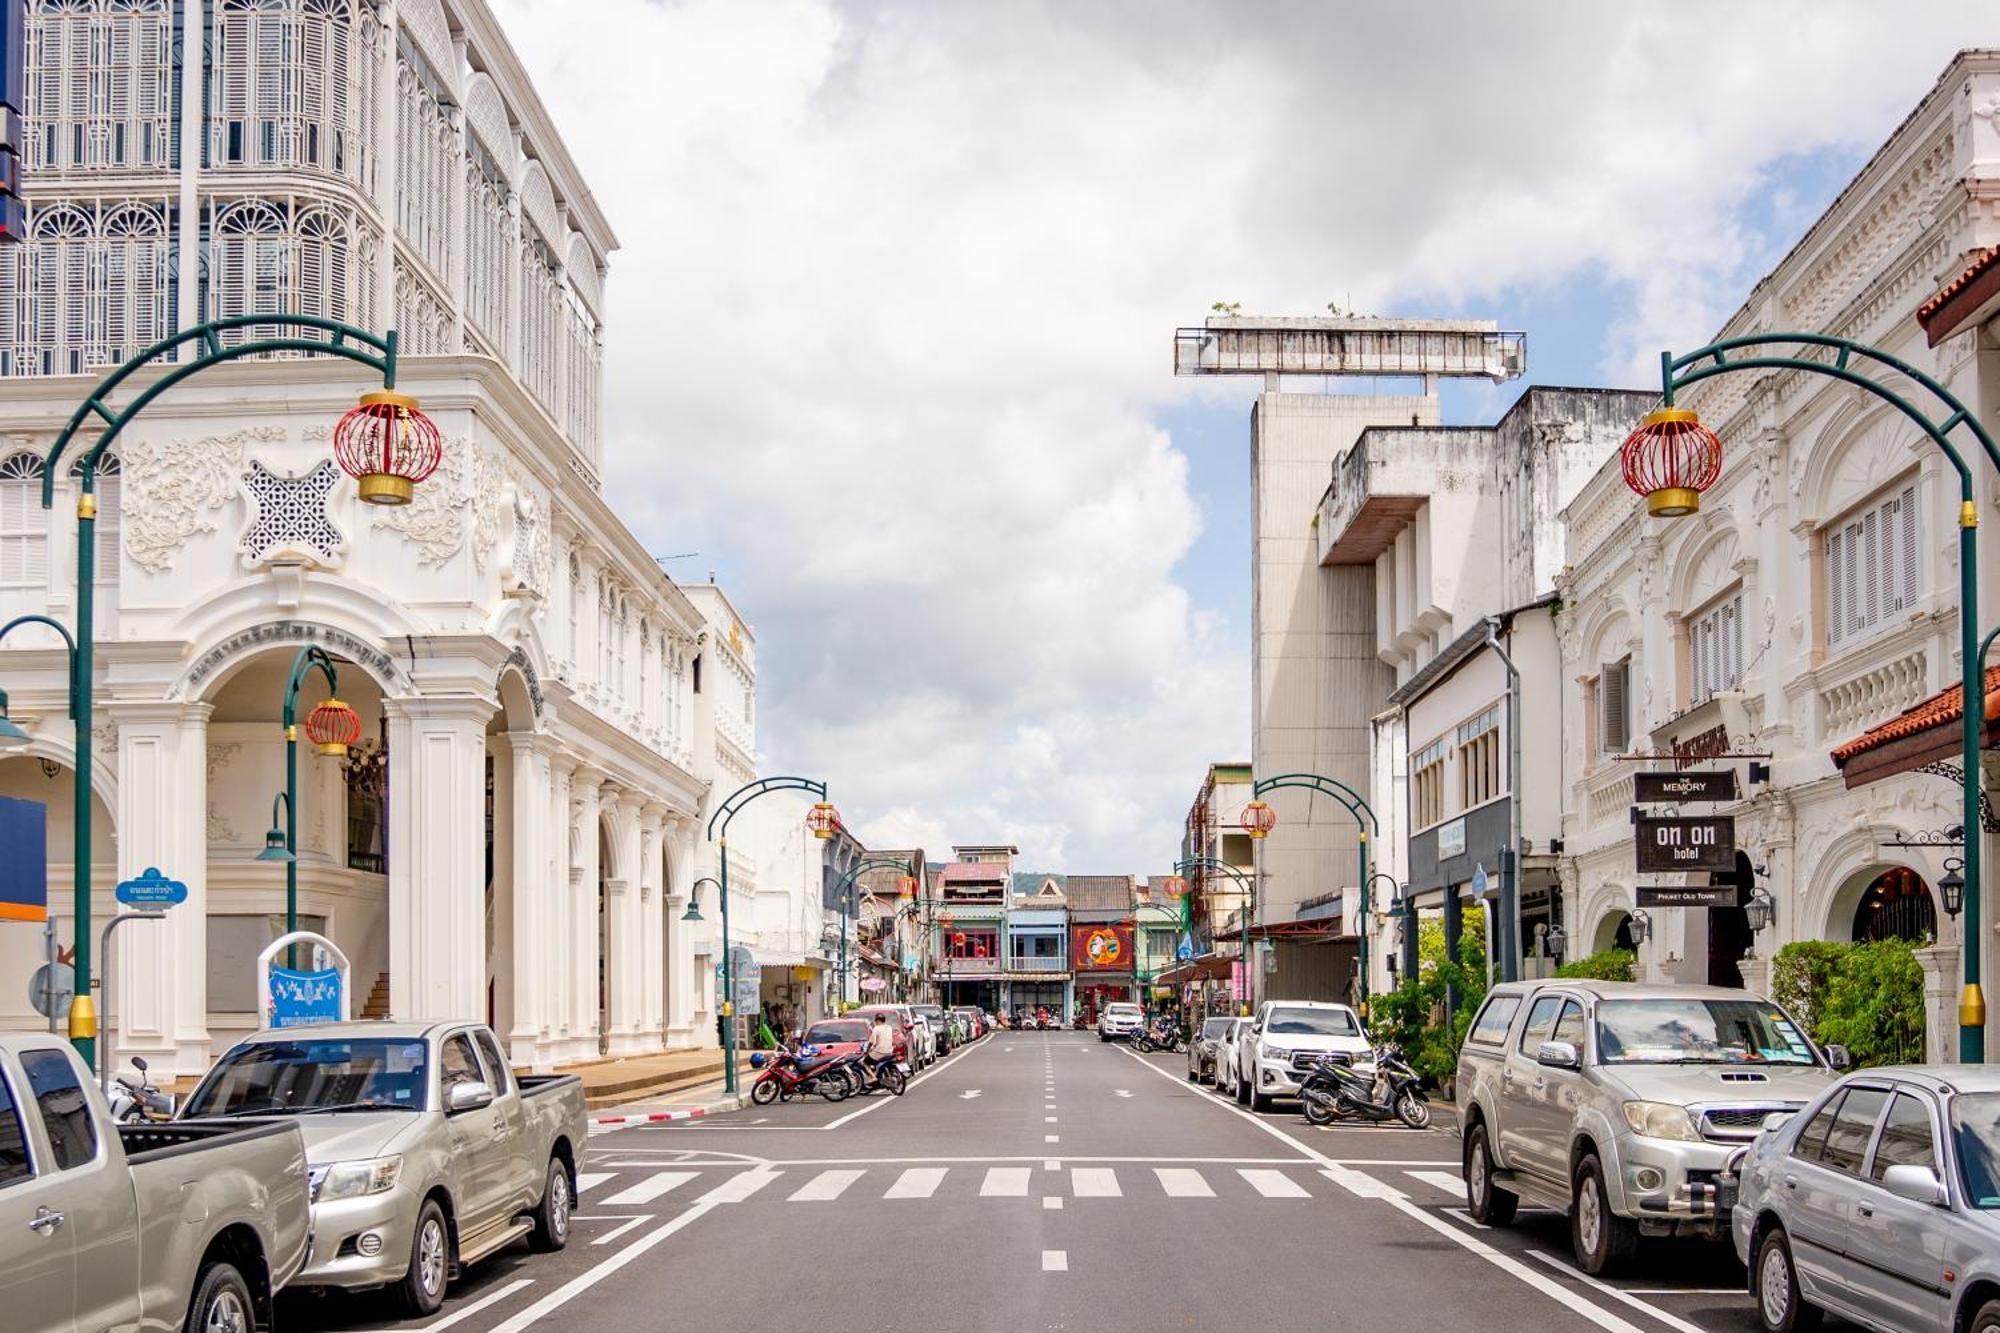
799;1019;870;1062
844;1007;914;1063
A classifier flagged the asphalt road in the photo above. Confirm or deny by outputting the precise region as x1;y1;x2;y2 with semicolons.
280;1031;1780;1333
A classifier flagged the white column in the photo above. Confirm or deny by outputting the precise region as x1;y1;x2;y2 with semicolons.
571;771;603;1056
664;814;697;1045
386;696;494;1022
507;734;554;1070
487;733;514;1043
373;1;401;328
638;803;668;1049
110;702;211;1076
547;755;578;1057
604;791;647;1054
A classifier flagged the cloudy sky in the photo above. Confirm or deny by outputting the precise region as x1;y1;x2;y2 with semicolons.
493;0;1993;872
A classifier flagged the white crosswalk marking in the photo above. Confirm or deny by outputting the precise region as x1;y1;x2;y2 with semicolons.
885;1167;947;1199
1070;1168;1121;1197
1407;1170;1467;1196
574;1171;613;1195
790;1169;864;1202
598;1171;698;1206
702;1170;781;1204
1154;1168;1215;1198
1042;1250;1068;1272
1239;1169;1311;1198
981;1167;1031;1196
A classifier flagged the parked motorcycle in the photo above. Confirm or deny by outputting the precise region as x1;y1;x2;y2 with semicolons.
1132;1020;1184;1055
1298;1043;1430;1128
107;1056;175;1124
844;1056;909;1097
748;1045;852;1106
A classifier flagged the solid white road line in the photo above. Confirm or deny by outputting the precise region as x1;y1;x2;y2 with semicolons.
1044;1159;1060;1170
1070;1167;1121;1197
789;1168;864;1201
488;1204;722;1333
884;1167;947;1199
1042;1250;1068;1272
573;1171;613;1194
1240;1168;1311;1198
981;1167;1031;1196
1527;1252;1714;1333
1155;1168;1215;1198
588;1215;650;1246
598;1170;697;1205
1405;1169;1468;1196
417;1278;533;1330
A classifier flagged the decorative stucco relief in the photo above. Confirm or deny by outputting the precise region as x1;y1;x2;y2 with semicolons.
121;428;273;573
370;436;473;565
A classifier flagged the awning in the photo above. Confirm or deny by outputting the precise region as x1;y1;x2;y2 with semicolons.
1210;920;1348;944
1153;953;1236;986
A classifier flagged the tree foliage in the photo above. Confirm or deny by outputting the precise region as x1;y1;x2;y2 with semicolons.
1554;948;1636;982
1373;912;1488;1083
1771;937;1926;1067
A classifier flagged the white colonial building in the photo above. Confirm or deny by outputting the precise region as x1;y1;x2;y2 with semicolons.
0;0;780;1076
1556;48;2000;1060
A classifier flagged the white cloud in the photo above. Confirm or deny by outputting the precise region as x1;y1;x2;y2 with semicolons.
492;0;1991;868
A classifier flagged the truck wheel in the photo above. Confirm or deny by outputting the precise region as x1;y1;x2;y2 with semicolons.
1249;1084;1274;1113
1969;1300;2000;1333
187;1259;254;1333
529;1155;572;1253
395;1198;450;1316
1754;1226;1822;1333
1463;1123;1518;1226
1571;1154;1638;1276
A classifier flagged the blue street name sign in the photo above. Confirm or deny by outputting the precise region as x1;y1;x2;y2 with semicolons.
115;867;187;908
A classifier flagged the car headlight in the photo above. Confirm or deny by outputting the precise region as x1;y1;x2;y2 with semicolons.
1259;1044;1289;1061
1620;1101;1701;1142
312;1155;403;1202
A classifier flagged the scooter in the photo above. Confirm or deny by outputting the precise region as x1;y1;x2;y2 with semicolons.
108;1056;176;1123
845;1054;909;1097
1298;1043;1430;1129
747;1044;852;1106
1132;1020;1184;1055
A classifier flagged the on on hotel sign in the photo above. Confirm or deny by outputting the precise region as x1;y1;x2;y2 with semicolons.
1634;815;1735;873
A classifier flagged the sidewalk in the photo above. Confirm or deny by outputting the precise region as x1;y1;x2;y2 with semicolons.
553;1045;755;1112
587;1072;749;1128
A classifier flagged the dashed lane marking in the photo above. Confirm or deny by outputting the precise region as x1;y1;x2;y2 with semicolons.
1043;1196;1062;1210
1042;1250;1068;1272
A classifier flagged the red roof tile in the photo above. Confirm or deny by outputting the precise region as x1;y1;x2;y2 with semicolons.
1918;247;2000;322
939;861;1006;884
1830;665;2000;764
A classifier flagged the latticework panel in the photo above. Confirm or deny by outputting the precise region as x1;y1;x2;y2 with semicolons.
205;196;376;346
26;0;176;173
393;257;452;354
463;138;510;349
518;229;560;411
563;289;599;453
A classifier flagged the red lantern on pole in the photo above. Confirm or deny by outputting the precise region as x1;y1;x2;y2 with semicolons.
1240;800;1276;840
806;801;840;839
302;698;362;758
1162;875;1189;899
1619;407;1722;518
332;390;444;506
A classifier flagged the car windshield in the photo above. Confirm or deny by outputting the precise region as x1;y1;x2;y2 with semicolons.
1106;1005;1141;1018
1594;999;1817;1065
183;1039;430;1116
805;1022;868;1045
1201;1019;1233;1039
1952;1093;2000;1208
1267;1007;1359;1036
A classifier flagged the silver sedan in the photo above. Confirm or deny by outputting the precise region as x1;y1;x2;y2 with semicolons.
1731;1064;2000;1333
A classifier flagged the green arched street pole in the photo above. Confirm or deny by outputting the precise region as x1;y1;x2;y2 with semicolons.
833;855;919;1012
36;315;401;1066
1253;773;1377;1015
707;776;833;1094
280;646;341;968
1654;333;2000;1063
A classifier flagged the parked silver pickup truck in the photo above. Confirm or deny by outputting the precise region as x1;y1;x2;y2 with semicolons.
1455;980;1840;1276
0;1032;311;1333
181;1020;587;1317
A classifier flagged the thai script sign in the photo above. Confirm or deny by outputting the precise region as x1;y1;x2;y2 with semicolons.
268;966;343;1028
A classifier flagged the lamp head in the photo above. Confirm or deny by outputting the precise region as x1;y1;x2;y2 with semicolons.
0;689;31;748
256;825;296;863
1941;858;1966;918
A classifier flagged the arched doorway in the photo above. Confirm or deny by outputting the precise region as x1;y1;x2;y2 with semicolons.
1850;866;1937;943
1594;909;1635;954
1707;851;1755;989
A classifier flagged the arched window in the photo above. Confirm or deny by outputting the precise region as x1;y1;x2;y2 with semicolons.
69;451;118;582
463;136;511;351
27;0;176;172
209;0;357;177
0;453;49;589
518;229;560;411
0;201;173;374
208;199;372;343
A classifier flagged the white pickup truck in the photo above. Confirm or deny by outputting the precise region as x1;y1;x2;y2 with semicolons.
1227;1000;1373;1111
0;1032;312;1333
181;1020;587;1317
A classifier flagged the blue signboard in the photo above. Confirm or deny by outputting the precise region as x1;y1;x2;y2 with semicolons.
115;867;187;908
1175;939;1193;961
0;795;46;922
268;966;343;1028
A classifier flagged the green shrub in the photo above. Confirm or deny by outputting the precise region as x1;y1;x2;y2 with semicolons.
1772;940;1848;1034
1555;948;1636;982
1372;911;1488;1084
1816;938;1925;1067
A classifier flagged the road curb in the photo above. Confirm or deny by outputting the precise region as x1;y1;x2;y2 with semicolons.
591;1094;748;1126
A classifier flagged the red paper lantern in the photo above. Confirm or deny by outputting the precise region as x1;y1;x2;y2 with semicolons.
805;801;840;839
1240;800;1276;840
333;389;443;507
302;698;362;758
1162;875;1189;899
1620;407;1722;518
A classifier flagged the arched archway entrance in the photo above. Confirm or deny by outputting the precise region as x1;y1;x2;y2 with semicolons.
1594;909;1635;954
1850;866;1937;943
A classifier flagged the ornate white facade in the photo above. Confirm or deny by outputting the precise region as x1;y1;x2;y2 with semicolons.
0;0;758;1075
1554;50;2000;1060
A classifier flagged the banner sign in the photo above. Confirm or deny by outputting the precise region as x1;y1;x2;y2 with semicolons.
1637;885;1741;908
268;966;343;1028
0;795;46;921
1070;923;1134;971
1634;815;1736;873
1634;770;1739;804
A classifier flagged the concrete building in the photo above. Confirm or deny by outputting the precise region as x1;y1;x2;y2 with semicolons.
1008;872;1071;1021
0;0;789;1075
932;846;1013;1014
1554;49;2000;1062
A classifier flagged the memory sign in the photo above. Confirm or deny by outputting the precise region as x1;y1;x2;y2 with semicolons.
1634;770;1738;803
1634;815;1735;873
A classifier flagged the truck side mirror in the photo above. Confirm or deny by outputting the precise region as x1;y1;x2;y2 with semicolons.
445;1080;495;1114
1535;1041;1581;1070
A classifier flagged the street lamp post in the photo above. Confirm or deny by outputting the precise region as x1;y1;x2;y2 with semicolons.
29;314;436;1065
278;646;359;967
1249;774;1379;1015
831;856;920;1015
706;778;838;1094
1626;334;2000;1062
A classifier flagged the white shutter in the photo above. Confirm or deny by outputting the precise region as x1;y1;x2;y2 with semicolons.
1602;660;1629;752
1725;597;1742;689
1897;483;1918;614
